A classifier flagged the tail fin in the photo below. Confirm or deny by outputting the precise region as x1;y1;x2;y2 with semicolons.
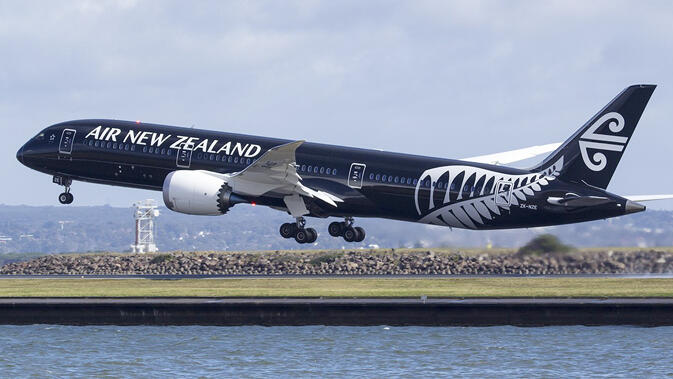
530;84;656;189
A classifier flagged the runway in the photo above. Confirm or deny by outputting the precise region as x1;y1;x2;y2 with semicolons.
1;297;673;326
2;274;673;279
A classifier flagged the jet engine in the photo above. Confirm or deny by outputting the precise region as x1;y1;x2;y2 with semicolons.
162;170;247;215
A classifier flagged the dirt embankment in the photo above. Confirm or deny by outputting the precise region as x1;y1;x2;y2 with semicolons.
2;249;673;275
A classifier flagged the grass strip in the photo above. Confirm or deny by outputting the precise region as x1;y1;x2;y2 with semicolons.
0;278;672;298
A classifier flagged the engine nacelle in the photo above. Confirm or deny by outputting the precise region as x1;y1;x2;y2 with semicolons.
162;170;246;215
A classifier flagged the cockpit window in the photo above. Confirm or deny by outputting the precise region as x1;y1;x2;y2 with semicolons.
34;133;45;141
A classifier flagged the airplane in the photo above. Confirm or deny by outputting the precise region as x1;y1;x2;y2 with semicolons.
16;84;673;244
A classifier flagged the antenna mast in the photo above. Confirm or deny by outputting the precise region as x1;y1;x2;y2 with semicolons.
131;199;159;253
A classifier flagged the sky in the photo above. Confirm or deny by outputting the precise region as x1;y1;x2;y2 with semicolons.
2;0;673;208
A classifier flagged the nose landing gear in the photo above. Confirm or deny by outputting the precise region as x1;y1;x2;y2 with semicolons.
328;217;365;242
279;217;317;244
54;175;74;205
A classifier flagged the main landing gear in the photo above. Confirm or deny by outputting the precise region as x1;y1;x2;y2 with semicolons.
279;217;318;244
54;175;74;205
328;217;365;243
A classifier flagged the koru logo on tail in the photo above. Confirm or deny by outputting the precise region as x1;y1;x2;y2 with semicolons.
579;112;627;171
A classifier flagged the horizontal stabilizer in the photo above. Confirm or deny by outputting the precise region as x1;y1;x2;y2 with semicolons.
624;194;673;202
547;195;614;207
463;142;561;165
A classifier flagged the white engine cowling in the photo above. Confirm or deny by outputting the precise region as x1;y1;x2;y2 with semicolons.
162;170;244;215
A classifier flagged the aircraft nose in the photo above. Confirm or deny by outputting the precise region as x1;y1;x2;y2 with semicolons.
16;144;24;164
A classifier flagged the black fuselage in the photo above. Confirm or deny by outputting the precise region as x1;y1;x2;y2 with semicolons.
17;119;635;230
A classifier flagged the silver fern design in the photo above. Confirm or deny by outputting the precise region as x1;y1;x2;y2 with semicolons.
414;157;564;229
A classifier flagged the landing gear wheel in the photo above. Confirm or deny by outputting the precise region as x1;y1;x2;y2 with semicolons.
306;228;318;243
343;226;357;242
295;228;310;244
328;221;344;237
58;192;73;205
354;226;366;242
280;223;297;239
54;176;74;205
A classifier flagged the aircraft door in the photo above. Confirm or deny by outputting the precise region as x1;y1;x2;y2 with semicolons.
495;180;512;207
176;149;192;168
58;129;76;155
348;163;366;189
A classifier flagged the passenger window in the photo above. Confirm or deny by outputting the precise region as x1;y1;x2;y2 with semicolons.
131;145;136;152
407;178;412;185
382;175;387;182
166;149;171;155
149;147;154;153
413;178;418;185
88;140;93;147
394;176;399;183
308;166;313;173
376;174;381;181
143;146;147;153
247;158;251;164
113;143;118;149
369;173;374;180
228;156;232;163
210;154;214;161
125;144;130;151
326;168;331;175
162;148;166;155
106;142;112;148
234;157;239;163
333;169;337;176
388;176;393;183
320;167;325;174
94;141;100;148
301;165;306;172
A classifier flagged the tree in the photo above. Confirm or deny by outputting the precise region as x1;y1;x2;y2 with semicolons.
517;234;573;255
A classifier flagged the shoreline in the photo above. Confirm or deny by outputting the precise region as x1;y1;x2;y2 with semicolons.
2;297;673;326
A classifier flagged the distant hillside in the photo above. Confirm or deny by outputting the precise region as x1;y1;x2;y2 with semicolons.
1;204;672;254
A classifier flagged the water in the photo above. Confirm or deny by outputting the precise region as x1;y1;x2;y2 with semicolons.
0;326;671;378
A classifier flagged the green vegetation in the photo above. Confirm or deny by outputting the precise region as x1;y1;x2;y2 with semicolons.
309;252;340;265
517;234;574;255
0;277;672;298
149;254;174;264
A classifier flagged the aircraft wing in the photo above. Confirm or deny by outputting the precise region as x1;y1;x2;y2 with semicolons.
220;141;343;215
462;142;561;165
623;194;673;202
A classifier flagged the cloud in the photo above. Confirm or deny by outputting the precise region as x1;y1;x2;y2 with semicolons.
2;1;673;208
